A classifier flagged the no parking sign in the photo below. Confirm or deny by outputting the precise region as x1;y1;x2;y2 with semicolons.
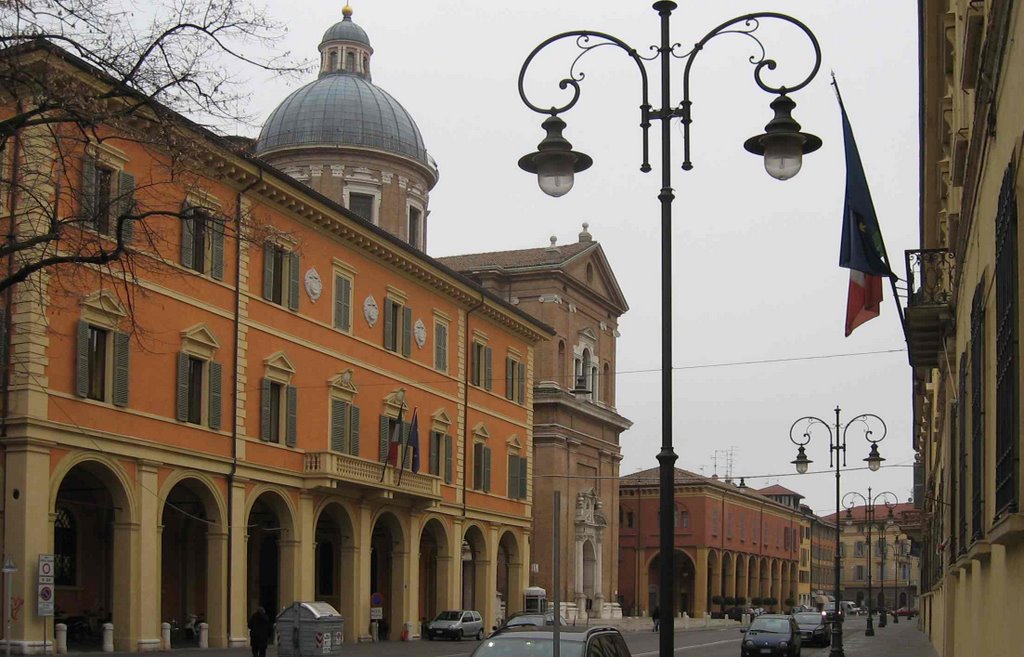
38;555;54;617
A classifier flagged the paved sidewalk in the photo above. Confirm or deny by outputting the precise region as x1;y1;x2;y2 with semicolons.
837;616;938;657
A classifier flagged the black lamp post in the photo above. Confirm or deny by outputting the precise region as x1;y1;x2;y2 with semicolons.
517;7;821;656
789;408;887;657
843;489;897;636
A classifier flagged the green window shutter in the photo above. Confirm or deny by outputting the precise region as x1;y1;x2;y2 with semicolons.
175;352;190;421
112;331;130;407
285;385;298;447
505;357;514;400
349;405;360;456
181;203;195;269
435;324;447;371
208;361;222;430
116;170;135;243
287;252;300;311
80;156;97;226
519;455;528;499
508;455;519;498
402;421;412;469
331;399;348;452
262;243;274;301
259;378;272;441
518;362;527;404
383;299;395;351
211;219;225;281
470;345;479;386
443;434;452;483
334;275;351;330
379;414;390;461
484;347;493;391
483;446;492;493
429;432;440;475
0;309;7;373
473;443;482;489
401;306;412;357
75;320;90;397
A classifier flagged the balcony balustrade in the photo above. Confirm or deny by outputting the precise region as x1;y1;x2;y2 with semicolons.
904;249;956;367
304;451;441;500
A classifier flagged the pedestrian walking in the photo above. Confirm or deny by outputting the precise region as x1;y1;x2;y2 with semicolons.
652;606;660;632
248;607;273;657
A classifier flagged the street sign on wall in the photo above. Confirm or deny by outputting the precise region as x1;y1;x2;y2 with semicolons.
37;555;54;617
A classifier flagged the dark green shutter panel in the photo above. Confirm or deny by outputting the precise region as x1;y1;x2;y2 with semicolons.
518;362;527;404
429;432;439;475
473;443;483;489
402;421;412;469
519;455;528;499
80;156;97;226
175;352;190;421
383;299;395;350
112;331;129;407
75;320;90;397
482;446;492;493
444;435;452;483
401;306;412;356
208;361;222;430
181;203;195;269
285;385;297;446
505;358;514;400
334;275;351;330
262;243;274;300
379;414;390;461
508;455;519;498
350;405;360;456
116;170;135;243
484;347;493;391
435;324;447;371
259;378;272;441
211;219;225;281
331;399;348;452
287;252;300;311
0;309;7;373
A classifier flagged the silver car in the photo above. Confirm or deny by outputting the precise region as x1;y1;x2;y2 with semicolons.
426;610;484;641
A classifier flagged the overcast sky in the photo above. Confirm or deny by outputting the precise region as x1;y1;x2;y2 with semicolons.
242;0;920;517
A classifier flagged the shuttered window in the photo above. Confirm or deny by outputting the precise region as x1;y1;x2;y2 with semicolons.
75;320;129;406
443;434;453;484
473;443;491;492
994;160;1020;517
262;244;300;310
508;454;528;499
180;206;226;280
175;353;223;429
330;399;361;455
334;274;352;331
434;322;448;372
506;357;527;404
472;343;493;390
80;156;135;240
260;379;298;446
383;298;412;355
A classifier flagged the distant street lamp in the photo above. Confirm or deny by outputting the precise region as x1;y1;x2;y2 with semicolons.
517;7;822;657
789;408;888;657
843;488;897;636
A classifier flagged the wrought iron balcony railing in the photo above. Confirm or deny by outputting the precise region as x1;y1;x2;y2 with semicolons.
904;249;956;367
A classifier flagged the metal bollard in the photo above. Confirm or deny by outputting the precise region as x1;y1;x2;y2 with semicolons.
102;623;114;653
55;623;67;654
198;623;208;648
161;623;171;651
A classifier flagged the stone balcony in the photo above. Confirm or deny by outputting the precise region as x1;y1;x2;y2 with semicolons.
304;451;441;500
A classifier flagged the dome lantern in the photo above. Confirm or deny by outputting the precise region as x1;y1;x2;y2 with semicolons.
318;4;373;80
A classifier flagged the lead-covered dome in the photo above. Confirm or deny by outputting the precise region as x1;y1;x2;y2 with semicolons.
254;74;430;166
320;13;369;48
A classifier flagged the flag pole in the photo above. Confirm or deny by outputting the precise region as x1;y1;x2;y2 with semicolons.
833;73;908;340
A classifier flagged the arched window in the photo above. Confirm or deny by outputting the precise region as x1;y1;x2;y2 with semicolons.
602;363;610;403
330;50;339;71
680;508;690;529
54;506;76;586
362;55;369;74
345;51;355;71
586;263;594;285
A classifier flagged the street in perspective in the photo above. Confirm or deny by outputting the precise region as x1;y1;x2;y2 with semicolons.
0;1;1015;657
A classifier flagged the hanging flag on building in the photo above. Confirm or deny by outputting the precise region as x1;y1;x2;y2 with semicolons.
836;79;894;336
379;402;405;482
398;409;420;485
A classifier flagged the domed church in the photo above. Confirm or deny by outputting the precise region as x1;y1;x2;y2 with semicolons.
255;4;438;251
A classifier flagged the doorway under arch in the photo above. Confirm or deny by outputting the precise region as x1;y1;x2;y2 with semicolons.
647;550;695;617
419;519;450;623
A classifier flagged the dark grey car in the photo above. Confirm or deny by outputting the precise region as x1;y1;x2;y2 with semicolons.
793;612;831;646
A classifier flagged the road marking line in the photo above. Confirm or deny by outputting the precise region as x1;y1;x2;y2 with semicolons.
633;638;741;655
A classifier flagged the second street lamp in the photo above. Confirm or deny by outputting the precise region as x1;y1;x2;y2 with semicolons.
843;488;897;636
518;8;821;657
789;407;888;657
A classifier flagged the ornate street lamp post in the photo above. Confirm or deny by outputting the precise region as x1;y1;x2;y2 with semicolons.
843;489;897;636
789;408;888;657
517;7;822;656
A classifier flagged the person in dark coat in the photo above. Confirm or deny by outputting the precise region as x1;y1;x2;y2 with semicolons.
652;606;660;632
248;607;273;657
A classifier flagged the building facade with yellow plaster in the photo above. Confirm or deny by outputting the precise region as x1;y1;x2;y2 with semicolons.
910;3;1024;654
